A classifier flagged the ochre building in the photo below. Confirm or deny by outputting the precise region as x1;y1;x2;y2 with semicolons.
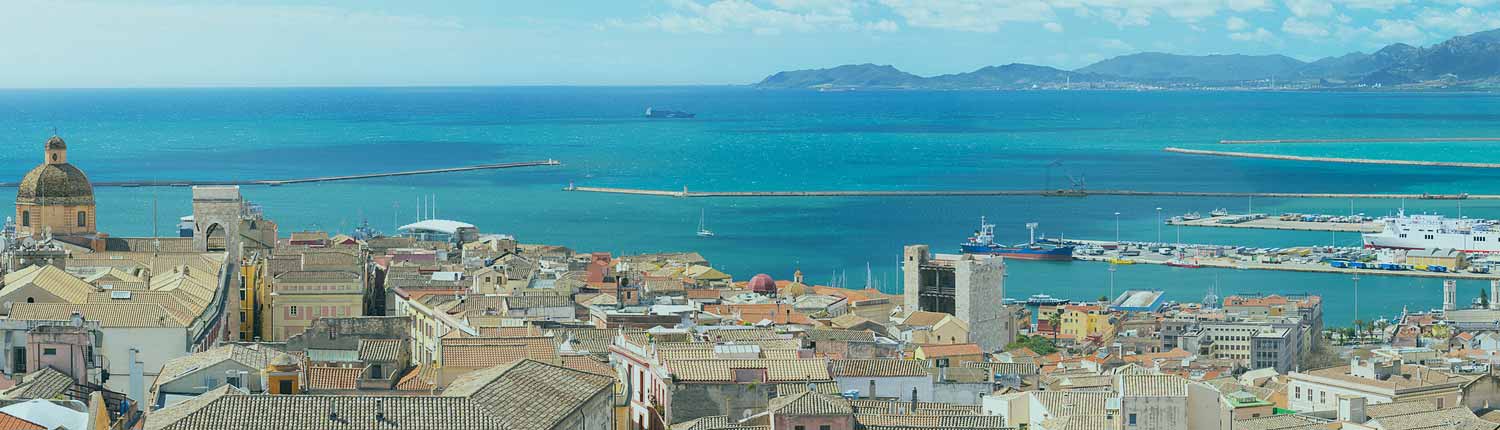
15;136;95;238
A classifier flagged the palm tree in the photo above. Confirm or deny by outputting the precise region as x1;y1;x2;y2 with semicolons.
1047;311;1063;341
1353;319;1366;343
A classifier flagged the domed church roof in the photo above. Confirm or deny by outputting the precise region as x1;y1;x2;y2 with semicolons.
17;164;94;205
16;136;93;206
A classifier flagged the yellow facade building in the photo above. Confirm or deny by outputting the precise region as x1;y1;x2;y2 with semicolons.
1059;305;1115;340
238;252;271;341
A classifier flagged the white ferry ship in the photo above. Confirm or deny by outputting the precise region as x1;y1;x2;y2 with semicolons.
1362;210;1500;252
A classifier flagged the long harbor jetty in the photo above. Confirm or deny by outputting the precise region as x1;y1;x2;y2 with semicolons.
0;160;561;188
1164;147;1500;169
1220;137;1500;144
565;185;1486;200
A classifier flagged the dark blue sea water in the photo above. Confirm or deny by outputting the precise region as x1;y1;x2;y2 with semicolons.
4;87;1500;326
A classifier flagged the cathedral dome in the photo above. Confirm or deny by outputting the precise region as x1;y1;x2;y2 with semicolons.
17;163;93;206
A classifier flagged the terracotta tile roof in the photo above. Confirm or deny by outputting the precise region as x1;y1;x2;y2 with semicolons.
0;368;74;400
154;344;294;391
441;360;614;430
306;366;360;391
686;289;726;300
1232;414;1332;430
504;295;572;310
846;399;980;415
703;328;784;341
830;359;929;377
901;311;951;327
557;355;614;377
356;339;403;362
966;361;1039;376
1120;374;1188;397
806;328;876;342
774;381;841;395
441;336;558;368
145;391;505;430
917;343;983;358
394;365;436;391
1;265;94;304
666;358;831;383
768;391;852;415
854;414;1007;429
0;412;44;430
9;303;185;327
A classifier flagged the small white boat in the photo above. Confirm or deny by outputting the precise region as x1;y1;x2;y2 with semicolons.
697;209;715;238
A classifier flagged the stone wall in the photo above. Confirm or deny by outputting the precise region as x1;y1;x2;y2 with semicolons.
284;316;410;352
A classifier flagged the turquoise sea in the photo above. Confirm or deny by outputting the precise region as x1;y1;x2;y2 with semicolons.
4;87;1500;326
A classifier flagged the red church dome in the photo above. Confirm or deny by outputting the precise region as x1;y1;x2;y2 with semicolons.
748;273;776;294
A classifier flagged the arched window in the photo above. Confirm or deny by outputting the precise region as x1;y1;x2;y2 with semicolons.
77;211;87;227
20;211;29;227
50;153;57;162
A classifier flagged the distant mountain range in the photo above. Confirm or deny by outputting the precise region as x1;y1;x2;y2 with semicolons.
754;28;1500;90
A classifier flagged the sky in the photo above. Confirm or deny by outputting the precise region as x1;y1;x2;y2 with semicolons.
2;0;1499;87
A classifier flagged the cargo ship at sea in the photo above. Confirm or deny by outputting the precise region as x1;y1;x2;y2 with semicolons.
1363;210;1500;253
960;218;1074;261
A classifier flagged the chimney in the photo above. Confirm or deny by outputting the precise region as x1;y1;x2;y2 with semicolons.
128;348;144;404
1337;395;1367;423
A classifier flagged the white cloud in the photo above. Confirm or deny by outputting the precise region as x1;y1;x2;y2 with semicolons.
877;0;1284;32
1044;21;1065;32
1336;0;1411;11
878;0;1055;32
1415;6;1500;35
1369;18;1425;42
1097;38;1134;51
865;19;900;32
1226;16;1250;31
1282;16;1330;36
1284;0;1334;17
1230;27;1277;41
1228;0;1276;10
1431;0;1499;5
636;0;866;34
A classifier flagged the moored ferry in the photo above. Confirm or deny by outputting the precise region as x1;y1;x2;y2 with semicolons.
1362;210;1500;253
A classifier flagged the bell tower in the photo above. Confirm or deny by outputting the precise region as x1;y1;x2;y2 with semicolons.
45;136;67;165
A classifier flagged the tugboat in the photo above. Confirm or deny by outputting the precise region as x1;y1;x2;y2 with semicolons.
645;107;695;119
960;218;1075;261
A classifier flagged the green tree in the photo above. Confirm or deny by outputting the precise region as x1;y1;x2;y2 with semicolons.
1047;311;1063;341
1352;320;1366;343
1482;288;1491;309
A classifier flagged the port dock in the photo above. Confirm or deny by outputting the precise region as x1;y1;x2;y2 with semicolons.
1165;213;1383;233
0;160;561;188
1068;239;1500;281
565;186;1485;200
